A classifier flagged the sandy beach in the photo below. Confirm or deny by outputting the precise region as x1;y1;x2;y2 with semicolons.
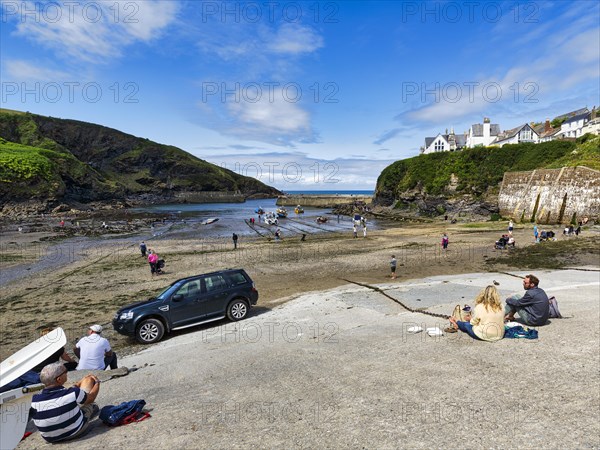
2;215;599;448
1;215;597;358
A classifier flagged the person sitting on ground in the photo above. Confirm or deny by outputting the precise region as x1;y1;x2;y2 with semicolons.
32;327;78;372
30;362;100;443
448;285;505;342
507;236;515;247
74;325;118;370
504;274;549;326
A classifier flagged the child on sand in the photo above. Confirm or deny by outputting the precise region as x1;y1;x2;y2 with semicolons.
390;255;397;279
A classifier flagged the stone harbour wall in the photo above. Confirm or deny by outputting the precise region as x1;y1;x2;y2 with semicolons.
277;195;373;208
498;166;600;224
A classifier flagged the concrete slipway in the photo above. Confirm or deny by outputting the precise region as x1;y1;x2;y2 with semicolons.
19;269;600;449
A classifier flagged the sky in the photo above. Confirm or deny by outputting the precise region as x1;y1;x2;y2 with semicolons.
1;1;599;191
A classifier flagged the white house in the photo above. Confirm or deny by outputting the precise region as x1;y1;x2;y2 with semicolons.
581;117;600;136
421;128;467;154
466;117;501;148
559;110;590;138
579;107;599;136
491;123;539;147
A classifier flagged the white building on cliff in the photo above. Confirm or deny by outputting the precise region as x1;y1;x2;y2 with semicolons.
466;118;501;148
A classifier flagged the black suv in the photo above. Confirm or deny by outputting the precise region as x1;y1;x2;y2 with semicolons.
113;269;258;344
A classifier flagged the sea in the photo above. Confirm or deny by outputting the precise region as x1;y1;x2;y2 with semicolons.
131;190;376;239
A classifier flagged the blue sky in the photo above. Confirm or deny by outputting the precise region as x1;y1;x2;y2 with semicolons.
1;1;599;191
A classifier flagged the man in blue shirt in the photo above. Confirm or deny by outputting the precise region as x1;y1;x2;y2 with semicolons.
505;274;550;326
30;363;100;443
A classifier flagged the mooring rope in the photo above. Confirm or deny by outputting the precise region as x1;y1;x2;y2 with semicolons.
340;278;451;319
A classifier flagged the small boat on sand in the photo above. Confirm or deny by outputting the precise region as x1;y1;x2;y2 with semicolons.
201;218;219;225
276;207;288;218
316;216;328;224
255;207;265;215
265;212;279;225
294;205;304;214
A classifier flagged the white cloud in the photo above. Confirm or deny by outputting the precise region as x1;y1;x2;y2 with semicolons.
197;151;394;191
266;23;324;55
3;59;71;81
7;1;179;62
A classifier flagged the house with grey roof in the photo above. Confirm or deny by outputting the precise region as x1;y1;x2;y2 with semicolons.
490;123;539;147
559;109;591;138
421;128;467;154
466;117;501;148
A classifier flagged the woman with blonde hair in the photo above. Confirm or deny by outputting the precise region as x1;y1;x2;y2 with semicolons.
449;285;505;341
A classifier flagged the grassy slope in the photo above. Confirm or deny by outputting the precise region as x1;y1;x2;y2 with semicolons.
0;110;279;201
377;136;600;199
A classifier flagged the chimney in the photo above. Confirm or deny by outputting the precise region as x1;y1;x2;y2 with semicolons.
545;118;551;132
445;128;448;134
483;117;490;123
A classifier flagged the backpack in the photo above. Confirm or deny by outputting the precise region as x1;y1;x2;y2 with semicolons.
548;296;563;318
100;400;148;426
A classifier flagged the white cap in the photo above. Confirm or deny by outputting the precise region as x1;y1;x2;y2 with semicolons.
89;324;103;333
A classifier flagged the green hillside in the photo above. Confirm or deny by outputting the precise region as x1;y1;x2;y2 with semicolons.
0;110;280;206
375;136;600;205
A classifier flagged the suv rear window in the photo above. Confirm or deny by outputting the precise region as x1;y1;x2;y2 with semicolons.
204;274;228;292
227;271;249;286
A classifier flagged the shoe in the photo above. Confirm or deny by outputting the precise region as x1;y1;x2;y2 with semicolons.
443;325;457;333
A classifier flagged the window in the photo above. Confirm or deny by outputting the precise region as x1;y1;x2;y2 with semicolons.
434;140;445;151
205;275;227;292
175;280;200;297
520;128;533;141
228;272;249;286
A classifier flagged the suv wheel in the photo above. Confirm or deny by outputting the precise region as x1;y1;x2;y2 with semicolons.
227;299;248;321
136;318;165;344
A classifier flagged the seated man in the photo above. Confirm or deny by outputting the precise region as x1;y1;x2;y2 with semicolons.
74;325;117;370
30;363;100;443
505;274;550;326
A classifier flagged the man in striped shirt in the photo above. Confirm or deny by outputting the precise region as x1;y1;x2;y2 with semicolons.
30;362;101;443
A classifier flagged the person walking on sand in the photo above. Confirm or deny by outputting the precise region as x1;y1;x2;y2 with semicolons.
390;255;397;279
441;233;449;250
148;250;159;276
363;224;367;238
353;224;357;238
508;220;514;236
139;241;147;257
232;233;238;249
533;224;539;242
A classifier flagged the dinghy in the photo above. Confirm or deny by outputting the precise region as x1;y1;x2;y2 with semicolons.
201;217;219;225
276;207;288;218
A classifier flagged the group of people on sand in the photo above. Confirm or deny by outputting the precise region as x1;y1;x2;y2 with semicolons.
140;241;164;276
445;274;551;342
2;325;118;443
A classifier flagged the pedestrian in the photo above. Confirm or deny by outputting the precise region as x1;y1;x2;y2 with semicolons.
274;229;281;240
508;220;514;236
232;233;238;249
139;241;147;257
390;255;397;279
441;233;449;250
533;224;538;242
148;250;159;276
353;224;357;238
363;224;367;238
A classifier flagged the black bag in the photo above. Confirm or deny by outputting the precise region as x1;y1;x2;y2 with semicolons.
100;399;147;426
